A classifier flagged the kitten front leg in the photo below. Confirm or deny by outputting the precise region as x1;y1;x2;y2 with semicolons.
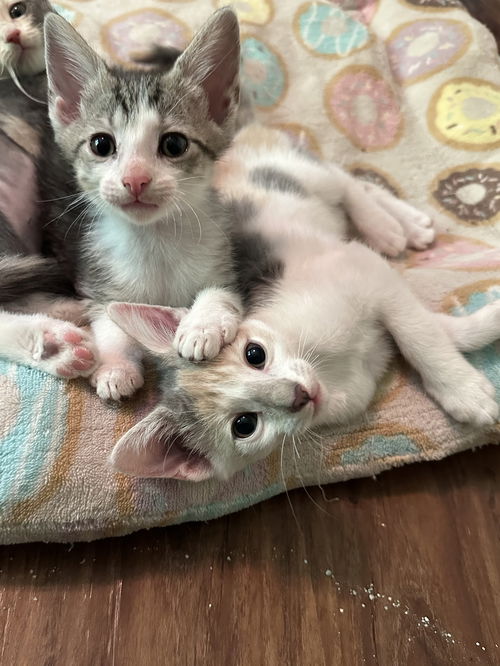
0;310;97;378
90;311;144;401
174;288;243;361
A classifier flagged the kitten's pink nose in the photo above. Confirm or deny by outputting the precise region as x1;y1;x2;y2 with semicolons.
122;169;152;199
6;29;21;45
291;384;311;412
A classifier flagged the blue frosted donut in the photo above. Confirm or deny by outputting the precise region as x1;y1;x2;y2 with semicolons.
241;37;287;109
294;2;370;58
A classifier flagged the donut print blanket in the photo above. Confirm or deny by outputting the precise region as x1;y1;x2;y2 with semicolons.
2;0;500;543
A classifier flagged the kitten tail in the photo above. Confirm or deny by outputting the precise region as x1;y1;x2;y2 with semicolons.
0;256;73;303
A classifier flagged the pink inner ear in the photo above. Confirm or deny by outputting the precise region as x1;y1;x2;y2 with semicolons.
110;426;213;482
107;302;184;353
204;69;238;125
55;96;80;125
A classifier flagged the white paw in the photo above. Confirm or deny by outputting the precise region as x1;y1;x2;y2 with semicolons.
363;183;436;251
370;224;407;258
406;224;436;251
91;361;144;401
174;308;240;361
31;321;98;379
425;368;498;427
400;209;435;250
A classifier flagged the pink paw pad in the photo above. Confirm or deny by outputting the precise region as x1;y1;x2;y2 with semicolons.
74;347;94;361
64;330;83;345
39;323;98;379
57;366;75;378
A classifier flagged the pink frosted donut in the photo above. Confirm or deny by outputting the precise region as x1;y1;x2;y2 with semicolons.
325;65;403;151
407;234;500;271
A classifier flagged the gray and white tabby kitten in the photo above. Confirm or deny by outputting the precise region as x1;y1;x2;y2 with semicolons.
0;0;51;256
0;0;98;379
40;9;243;400
107;124;500;482
0;9;243;390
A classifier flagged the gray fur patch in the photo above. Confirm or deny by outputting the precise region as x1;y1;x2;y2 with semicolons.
226;197;257;227
0;255;73;303
231;229;284;309
250;166;306;196
0;211;28;255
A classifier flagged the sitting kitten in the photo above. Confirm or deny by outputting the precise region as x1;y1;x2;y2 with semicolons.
103;125;500;483
0;0;98;379
35;9;244;400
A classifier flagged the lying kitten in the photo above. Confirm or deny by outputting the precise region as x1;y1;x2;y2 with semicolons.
0;0;98;379
35;9;244;400
103;124;500;483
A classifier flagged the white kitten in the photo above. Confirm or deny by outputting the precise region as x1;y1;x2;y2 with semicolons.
102;124;500;483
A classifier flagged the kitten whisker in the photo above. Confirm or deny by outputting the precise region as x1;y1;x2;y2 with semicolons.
280;434;301;530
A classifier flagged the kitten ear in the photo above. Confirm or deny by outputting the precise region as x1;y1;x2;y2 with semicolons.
44;14;103;125
110;406;213;482
174;7;240;125
107;302;186;354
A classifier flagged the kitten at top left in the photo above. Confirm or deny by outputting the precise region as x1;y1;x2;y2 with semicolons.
0;0;50;78
0;0;99;380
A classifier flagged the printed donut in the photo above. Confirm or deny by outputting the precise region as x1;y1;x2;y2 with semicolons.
101;10;191;65
330;0;379;25
325;66;403;151
428;78;500;150
294;2;370;59
213;0;273;26
271;123;322;158
406;234;500;271
387;19;471;86
241;36;287;109
349;164;401;196
431;164;500;225
400;0;463;9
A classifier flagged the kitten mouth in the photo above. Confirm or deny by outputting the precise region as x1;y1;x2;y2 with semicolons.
121;201;159;212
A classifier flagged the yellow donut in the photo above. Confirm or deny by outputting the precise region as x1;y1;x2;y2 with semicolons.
213;0;274;26
428;78;500;150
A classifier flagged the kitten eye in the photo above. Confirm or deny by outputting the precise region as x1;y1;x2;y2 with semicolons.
9;2;26;18
90;134;116;158
245;343;266;369
232;413;258;439
160;133;189;158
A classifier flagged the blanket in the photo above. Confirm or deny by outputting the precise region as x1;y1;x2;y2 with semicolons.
1;0;500;543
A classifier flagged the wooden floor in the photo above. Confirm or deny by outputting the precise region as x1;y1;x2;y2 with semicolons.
2;3;500;665
0;448;499;665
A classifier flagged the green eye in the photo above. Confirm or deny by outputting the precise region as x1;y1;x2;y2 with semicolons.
232;413;258;439
160;133;189;158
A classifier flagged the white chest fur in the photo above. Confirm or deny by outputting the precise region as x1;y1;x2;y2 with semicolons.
90;208;229;307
